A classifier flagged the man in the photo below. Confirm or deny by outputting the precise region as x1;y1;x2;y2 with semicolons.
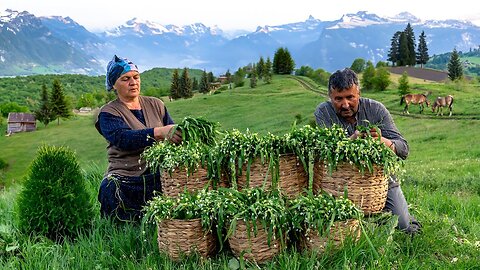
314;68;421;234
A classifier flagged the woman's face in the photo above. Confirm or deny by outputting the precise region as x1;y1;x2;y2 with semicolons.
114;70;141;100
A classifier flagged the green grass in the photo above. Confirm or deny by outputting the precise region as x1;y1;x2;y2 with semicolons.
1;75;479;269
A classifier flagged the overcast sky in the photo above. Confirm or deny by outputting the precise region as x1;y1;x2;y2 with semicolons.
2;0;480;32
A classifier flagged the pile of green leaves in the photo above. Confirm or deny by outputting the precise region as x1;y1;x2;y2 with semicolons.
143;189;219;232
218;188;289;246
289;191;361;235
142;141;212;175
322;134;401;176
171;116;220;146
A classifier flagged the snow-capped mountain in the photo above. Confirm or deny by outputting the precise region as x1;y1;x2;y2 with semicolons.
1;9;480;76
0;9;103;76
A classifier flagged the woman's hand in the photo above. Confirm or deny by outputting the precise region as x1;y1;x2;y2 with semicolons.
154;125;182;144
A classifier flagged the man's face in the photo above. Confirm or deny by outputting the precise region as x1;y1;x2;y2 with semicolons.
114;70;141;100
329;85;360;120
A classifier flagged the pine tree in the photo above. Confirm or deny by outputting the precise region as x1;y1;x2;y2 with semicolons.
192;77;199;91
398;71;410;96
35;83;53;127
257;57;265;80
250;69;257;88
170;69;181;99
272;47;295;75
180;67;193;98
50;79;71;125
199;70;210;94
207;72;215;85
416;31;429;68
404;23;416;66
398;32;410;66
264;57;273;84
448;48;463;81
225;69;232;89
387;31;401;66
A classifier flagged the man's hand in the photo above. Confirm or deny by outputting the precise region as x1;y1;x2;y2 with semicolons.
154;125;182;144
350;128;380;139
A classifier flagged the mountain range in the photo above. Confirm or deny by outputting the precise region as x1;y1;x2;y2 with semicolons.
1;9;480;76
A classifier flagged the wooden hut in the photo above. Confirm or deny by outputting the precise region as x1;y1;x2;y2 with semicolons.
7;113;36;134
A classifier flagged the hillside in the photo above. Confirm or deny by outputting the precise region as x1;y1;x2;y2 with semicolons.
0;67;204;110
388;66;449;82
1;75;479;268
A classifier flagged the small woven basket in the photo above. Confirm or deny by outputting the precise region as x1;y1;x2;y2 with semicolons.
313;162;388;214
300;219;361;252
161;166;210;197
157;218;216;260
234;154;307;198
228;220;283;263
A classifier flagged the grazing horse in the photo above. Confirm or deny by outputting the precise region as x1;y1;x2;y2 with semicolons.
400;92;431;114
432;95;454;116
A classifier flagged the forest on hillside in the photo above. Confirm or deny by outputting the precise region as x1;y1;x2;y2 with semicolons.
0;68;205;111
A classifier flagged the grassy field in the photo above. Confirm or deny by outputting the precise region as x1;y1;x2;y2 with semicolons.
1;75;479;269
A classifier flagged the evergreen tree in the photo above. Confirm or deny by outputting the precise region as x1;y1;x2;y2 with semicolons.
225;69;232;89
192;77;199;91
250;69;257;88
170;69;181;99
180;68;193;98
416;31;429;68
199;70;210;94
35;83;53;127
350;58;366;73
361;61;376;90
448;48;463;81
398;32;410;66
398;71;410;96
404;23;416;66
264;57;273;83
387;31;401;66
50;79;71;125
257;57;265;80
207;72;215;85
272;47;295;75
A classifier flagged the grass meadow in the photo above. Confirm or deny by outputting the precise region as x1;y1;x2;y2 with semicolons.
1;75;479;269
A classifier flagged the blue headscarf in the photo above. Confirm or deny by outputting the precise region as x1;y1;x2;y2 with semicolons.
105;55;139;91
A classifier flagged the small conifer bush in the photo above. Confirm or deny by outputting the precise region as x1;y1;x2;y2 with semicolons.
16;145;94;241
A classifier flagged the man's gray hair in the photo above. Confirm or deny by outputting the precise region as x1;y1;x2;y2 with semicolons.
328;68;359;95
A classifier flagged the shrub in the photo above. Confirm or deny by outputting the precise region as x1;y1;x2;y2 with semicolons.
0;157;8;170
16;145;94;241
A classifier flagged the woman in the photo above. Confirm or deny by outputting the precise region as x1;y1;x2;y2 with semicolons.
95;55;181;222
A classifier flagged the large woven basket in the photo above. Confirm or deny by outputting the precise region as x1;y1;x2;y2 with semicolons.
228;220;283;263
235;154;307;198
313;162;388;214
300;219;361;252
161;166;210;197
157;218;216;260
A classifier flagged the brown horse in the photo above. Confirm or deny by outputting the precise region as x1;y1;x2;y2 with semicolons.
432;95;454;116
400;92;431;114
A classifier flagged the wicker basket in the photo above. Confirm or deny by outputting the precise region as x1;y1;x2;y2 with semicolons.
157;218;216;260
228;220;283;263
234;154;307;198
313;162;388;214
161;166;210;197
300;219;361;252
277;154;308;198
